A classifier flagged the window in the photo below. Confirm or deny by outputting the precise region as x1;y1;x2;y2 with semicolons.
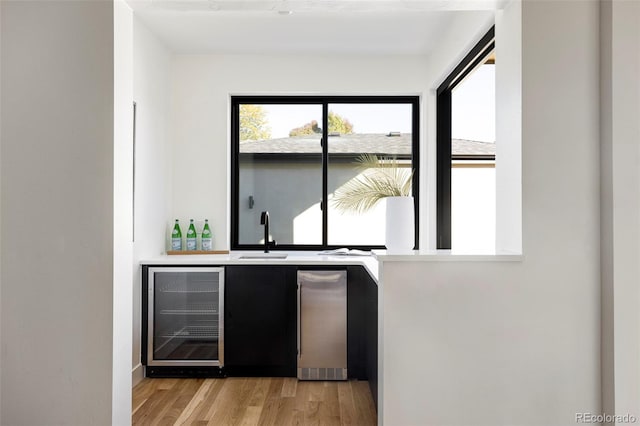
231;96;419;250
437;27;495;250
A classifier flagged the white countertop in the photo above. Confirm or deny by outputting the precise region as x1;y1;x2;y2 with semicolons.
141;251;380;282
141;249;524;282
372;249;524;262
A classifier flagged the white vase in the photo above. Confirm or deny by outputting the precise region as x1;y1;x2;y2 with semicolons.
385;196;415;252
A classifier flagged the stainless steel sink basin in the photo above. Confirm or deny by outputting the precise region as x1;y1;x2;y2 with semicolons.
237;253;288;260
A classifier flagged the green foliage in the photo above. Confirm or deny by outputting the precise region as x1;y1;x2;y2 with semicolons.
331;154;413;214
289;120;322;136
240;105;271;141
288;111;354;136
328;111;354;134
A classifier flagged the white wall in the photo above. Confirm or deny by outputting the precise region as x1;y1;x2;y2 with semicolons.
451;165;496;251
113;0;134;423
379;1;601;424
600;0;640;421
170;54;432;249
495;0;522;254
131;15;172;386
0;1;115;424
0;1;3;420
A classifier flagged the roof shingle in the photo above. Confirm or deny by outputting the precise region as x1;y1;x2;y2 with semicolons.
239;133;495;156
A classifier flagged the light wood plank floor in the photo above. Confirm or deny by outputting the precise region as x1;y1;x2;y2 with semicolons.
132;377;377;426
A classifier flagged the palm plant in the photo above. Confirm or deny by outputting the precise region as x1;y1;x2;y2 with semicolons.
331;154;413;214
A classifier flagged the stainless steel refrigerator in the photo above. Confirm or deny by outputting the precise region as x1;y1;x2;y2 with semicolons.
297;270;347;380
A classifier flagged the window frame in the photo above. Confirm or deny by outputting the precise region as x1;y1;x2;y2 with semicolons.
231;95;420;251
436;26;495;249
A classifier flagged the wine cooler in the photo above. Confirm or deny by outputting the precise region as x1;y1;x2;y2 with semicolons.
143;267;224;376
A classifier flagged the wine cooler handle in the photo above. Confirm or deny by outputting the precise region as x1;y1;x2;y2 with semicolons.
297;283;302;357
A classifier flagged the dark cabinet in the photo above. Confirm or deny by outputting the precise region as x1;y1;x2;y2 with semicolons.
142;262;377;392
224;265;297;376
363;267;379;408
347;266;367;379
345;266;378;408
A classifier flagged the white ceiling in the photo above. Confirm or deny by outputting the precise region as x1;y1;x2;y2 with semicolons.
128;0;497;55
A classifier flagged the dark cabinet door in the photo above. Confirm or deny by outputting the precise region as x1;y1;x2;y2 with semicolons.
346;266;366;379
346;265;378;407
224;266;297;376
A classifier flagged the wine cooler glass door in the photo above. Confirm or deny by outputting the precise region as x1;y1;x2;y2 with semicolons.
148;267;224;366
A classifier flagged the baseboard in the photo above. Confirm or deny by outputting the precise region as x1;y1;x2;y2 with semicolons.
132;363;144;387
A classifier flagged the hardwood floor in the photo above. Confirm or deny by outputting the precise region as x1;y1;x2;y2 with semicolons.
132;377;377;426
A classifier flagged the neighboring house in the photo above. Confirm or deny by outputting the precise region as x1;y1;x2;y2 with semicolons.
238;133;495;246
239;133;496;158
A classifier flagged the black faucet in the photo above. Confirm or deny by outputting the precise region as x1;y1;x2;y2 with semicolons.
260;211;275;253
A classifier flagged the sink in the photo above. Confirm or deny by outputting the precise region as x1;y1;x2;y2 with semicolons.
237;253;288;260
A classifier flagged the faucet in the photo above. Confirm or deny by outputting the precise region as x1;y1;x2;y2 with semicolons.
260;211;275;253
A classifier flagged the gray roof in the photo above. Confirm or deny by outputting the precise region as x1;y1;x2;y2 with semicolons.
239;133;495;156
452;139;496;156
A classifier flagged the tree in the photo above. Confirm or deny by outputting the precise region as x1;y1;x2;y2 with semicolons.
328;111;354;134
289;120;322;136
288;111;354;136
240;105;271;141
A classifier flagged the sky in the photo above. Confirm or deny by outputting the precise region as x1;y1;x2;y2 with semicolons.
253;64;495;142
261;103;413;138
452;64;495;143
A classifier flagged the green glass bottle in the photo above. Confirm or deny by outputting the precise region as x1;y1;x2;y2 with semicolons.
201;219;213;251
171;219;182;251
186;219;197;251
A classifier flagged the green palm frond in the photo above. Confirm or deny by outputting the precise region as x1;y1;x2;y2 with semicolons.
331;154;414;214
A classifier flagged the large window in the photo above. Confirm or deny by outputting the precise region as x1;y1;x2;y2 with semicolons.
437;27;495;251
231;96;419;250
